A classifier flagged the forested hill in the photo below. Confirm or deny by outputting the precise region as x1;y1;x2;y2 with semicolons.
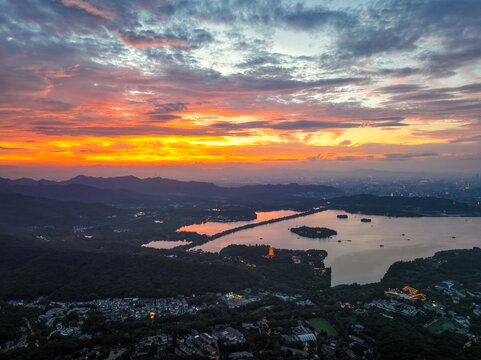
0;175;342;204
0;178;150;203
0;234;258;301
0;193;123;231
382;246;481;288
326;194;481;216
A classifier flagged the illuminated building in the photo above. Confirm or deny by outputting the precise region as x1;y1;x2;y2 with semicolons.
385;286;427;301
268;245;274;258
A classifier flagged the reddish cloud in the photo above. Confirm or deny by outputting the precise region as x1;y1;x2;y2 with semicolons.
0;0;479;171
117;31;190;49
60;0;113;20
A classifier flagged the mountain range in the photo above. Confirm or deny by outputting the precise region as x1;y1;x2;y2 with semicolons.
0;175;343;204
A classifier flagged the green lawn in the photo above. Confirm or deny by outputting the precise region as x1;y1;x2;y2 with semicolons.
310;318;337;336
426;319;464;335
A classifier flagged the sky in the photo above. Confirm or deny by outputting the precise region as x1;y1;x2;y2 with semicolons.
0;0;480;179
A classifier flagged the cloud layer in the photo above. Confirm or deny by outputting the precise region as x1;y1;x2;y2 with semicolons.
0;0;480;170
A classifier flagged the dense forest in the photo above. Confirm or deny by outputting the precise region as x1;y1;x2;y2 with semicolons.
0;235;259;300
326;194;481;216
290;226;337;239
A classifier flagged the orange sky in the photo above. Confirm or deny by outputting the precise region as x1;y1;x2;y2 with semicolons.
0;0;480;175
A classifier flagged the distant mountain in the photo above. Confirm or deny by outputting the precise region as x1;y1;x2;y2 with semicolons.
65;175;343;198
0;178;148;203
0;175;343;205
64;175;221;196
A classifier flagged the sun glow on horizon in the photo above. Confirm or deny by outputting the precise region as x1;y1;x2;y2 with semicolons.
0;0;479;171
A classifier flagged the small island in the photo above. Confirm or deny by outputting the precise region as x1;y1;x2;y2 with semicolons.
361;218;372;222
290;226;337;239
337;214;348;219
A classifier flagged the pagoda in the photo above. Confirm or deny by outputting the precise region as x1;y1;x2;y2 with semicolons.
268;245;275;258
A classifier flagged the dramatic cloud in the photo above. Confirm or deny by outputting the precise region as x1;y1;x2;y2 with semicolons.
0;0;479;171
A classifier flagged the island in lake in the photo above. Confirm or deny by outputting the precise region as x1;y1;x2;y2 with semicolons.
290;226;337;239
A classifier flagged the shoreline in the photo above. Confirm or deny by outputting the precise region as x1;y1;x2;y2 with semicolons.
177;207;327;250
167;209;479;251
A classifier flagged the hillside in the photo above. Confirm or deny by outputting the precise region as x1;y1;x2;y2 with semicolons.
326;194;481;217
0;178;149;204
0;193;123;232
0;235;258;301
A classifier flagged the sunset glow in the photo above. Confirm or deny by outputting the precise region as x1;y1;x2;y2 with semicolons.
1;0;480;175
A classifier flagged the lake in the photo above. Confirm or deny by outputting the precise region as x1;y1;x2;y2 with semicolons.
191;210;481;286
177;210;300;236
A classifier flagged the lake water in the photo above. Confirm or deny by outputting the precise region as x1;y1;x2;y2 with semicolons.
177;210;300;236
192;210;481;286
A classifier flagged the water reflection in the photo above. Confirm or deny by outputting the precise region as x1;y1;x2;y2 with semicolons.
193;210;481;286
177;210;300;236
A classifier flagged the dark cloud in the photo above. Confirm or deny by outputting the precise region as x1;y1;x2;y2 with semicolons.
280;3;354;30
0;0;479;157
336;156;366;161
361;117;405;122
371;121;409;128
389;91;454;102
36;99;76;112
118;30;191;49
0;146;23;151
145;114;182;122
29;124;211;137
378;83;481;108
377;85;424;94
420;99;481;112
423;40;481;76
150;103;188;114
0;68;49;96
384;152;439;160
210;118;407;132
454;83;481;94
270;120;357;130
190;28;214;45
117;27;213;50
450;135;481;144
156;64;366;94
237;54;282;68
307;154;323;161
3;0;480;76
374;67;421;77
